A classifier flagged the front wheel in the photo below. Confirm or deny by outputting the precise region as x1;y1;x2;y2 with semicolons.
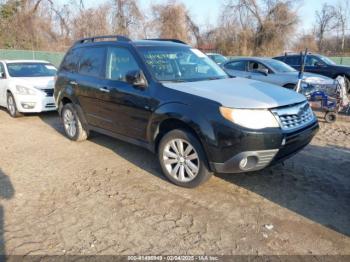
61;103;88;142
158;129;212;188
7;92;22;118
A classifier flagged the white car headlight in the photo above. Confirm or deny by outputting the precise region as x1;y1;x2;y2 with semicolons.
15;85;37;95
220;107;280;129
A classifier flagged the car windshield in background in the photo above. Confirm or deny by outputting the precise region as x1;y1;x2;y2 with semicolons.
319;56;336;66
266;59;297;73
6;63;57;77
139;47;228;82
210;54;228;64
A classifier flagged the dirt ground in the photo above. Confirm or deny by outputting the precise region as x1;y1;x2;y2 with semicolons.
0;109;350;256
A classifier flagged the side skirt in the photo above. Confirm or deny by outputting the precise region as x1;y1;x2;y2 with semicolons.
88;125;155;153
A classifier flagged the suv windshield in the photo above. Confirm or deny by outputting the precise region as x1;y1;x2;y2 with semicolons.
6;63;57;77
266;59;296;73
139;47;228;82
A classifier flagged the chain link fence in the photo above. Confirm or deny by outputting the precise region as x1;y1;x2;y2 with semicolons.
0;49;64;67
0;49;350;67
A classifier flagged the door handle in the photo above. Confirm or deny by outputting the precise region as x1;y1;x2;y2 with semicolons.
99;87;110;93
247;76;252;79
70;81;78;86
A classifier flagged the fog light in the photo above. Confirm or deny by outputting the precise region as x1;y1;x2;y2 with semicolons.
239;158;248;169
239;156;259;171
21;102;36;109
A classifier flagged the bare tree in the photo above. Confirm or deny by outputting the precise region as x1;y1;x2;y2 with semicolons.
315;3;337;52
151;0;198;44
335;0;350;52
223;0;298;56
112;0;143;38
72;4;111;39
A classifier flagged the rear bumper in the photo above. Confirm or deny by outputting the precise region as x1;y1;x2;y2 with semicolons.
210;121;319;173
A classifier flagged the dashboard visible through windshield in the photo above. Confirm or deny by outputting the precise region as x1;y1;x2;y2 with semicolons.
139;47;228;82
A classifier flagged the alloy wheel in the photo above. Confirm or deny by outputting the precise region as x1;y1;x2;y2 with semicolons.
162;139;200;182
63;109;77;138
7;95;16;116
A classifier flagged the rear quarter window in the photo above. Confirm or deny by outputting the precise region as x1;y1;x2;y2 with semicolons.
60;48;81;73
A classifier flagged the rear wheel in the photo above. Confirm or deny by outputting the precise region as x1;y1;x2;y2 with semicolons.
7;92;22;118
325;111;337;123
61;103;88;141
158;129;212;188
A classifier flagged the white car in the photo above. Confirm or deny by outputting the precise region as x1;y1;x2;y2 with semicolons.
0;60;57;117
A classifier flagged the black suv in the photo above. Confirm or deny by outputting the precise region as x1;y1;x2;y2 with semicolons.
54;35;319;188
274;53;350;93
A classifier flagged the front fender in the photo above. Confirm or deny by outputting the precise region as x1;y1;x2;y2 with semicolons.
147;102;217;158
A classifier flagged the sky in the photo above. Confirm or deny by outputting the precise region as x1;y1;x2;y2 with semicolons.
77;0;333;33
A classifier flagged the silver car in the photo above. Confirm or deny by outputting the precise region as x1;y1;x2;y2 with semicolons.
223;57;332;89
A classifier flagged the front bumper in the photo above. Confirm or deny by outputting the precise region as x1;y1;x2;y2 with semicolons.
210;121;319;173
15;93;56;113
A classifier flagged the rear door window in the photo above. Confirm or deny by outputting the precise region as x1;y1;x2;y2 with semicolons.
224;61;247;71
248;61;269;72
78;47;105;78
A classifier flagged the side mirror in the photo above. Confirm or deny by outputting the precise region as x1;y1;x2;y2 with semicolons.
126;70;148;89
0;72;5;79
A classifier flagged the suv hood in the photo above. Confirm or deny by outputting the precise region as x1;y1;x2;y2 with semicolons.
163;77;306;109
11;77;55;89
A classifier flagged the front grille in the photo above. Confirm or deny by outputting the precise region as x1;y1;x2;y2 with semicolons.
45;103;56;108
42;89;54;97
272;102;315;131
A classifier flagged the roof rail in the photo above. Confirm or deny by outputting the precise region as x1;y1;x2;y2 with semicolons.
144;38;187;45
74;35;131;45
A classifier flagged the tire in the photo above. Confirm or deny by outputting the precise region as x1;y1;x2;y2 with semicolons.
6;92;22;118
158;129;212;188
325;111;337;123
61;103;88;142
345;76;350;94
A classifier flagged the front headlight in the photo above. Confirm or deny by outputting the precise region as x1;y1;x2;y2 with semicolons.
220;107;280;129
15;85;37;95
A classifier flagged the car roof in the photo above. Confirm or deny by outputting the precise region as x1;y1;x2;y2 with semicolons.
73;39;189;49
0;60;51;64
229;57;274;62
132;40;188;47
